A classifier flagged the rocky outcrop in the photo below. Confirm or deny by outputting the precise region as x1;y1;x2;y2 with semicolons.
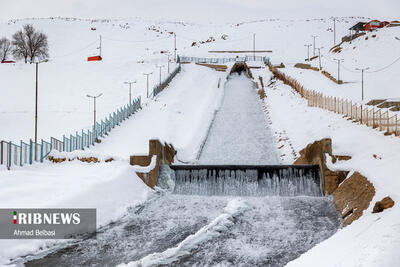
333;172;375;226
294;138;348;195
372;197;395;213
130;139;176;188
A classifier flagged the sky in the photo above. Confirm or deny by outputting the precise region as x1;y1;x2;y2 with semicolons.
0;0;399;23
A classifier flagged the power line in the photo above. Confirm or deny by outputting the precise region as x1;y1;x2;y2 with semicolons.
50;39;98;59
365;56;400;73
102;35;171;43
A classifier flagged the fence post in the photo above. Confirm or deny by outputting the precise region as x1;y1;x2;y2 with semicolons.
8;141;12;169
29;139;33;165
20;140;23;166
40;139;44;163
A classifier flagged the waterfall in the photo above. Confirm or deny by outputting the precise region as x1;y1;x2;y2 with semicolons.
171;165;322;197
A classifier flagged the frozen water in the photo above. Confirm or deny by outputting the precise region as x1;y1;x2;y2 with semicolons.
24;193;339;267
199;74;279;164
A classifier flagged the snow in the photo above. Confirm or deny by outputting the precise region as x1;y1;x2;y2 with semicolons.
0;5;400;266
257;68;400;267
90;64;226;161
0;160;151;265
199;73;279;164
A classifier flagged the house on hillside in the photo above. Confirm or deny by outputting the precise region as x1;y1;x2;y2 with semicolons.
349;22;367;33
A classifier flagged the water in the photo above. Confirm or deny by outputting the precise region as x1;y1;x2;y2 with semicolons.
198;73;279;164
172;166;322;197
24;193;339;267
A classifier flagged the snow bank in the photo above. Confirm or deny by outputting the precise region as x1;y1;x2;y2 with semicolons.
258;69;400;267
0;161;151;265
118;198;248;267
90;64;226;162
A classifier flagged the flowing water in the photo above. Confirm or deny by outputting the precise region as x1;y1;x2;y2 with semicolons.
22;72;340;267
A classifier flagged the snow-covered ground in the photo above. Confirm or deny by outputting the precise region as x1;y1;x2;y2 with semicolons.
2;17;400;145
257;68;400;267
0;4;400;266
90;64;226;161
0;160;151;265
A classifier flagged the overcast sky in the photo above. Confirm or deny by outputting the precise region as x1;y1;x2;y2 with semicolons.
1;0;399;23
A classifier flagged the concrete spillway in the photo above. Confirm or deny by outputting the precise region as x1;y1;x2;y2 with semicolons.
171;165;322;197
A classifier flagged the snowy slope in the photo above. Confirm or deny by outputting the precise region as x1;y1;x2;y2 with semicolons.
256;68;400;267
1;17;399;144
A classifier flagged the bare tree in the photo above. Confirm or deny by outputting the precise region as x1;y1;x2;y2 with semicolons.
12;24;49;63
0;37;12;61
12;30;29;63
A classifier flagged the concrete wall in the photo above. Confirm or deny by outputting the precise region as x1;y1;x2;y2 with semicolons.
130;139;176;188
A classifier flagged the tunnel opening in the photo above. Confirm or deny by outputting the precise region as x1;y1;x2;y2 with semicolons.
230;62;249;76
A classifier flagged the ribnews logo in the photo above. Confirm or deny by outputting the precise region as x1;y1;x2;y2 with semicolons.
12;210;81;225
0;209;96;239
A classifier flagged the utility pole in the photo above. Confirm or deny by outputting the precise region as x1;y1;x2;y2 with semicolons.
174;33;177;62
32;59;48;160
316;47;323;69
311;35;318;56
99;35;102;57
355;67;370;101
333;58;343;84
253;33;256;60
124;81;136;105
143;72;153;98
304;44;312;62
86;93;103;143
333;18;336;46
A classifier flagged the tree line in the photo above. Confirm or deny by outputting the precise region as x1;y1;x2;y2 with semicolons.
0;24;49;63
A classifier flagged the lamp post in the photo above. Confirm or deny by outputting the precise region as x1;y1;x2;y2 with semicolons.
333;58;343;84
355;67;370;101
311;35;318;56
304;44;312;62
253;33;256;60
316;47;324;69
124;81;136;105
32;58;48;161
86;93;103;143
143;72;153;98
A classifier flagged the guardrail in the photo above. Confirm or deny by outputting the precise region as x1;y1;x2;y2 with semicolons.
1;62;185;169
1;98;141;169
153;64;181;97
178;55;270;65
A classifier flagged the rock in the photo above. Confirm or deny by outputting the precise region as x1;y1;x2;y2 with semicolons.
372;197;395;213
333;172;375;226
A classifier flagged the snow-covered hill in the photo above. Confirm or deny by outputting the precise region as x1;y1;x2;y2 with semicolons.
2;16;400;143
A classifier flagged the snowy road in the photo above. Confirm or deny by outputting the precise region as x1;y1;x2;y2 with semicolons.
199;73;279;164
25;192;339;267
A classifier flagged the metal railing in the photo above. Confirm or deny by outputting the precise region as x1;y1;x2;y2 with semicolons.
1;62;184;169
1;97;141;169
178;55;270;65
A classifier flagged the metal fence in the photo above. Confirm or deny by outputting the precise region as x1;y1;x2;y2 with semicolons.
270;65;400;137
178;55;270;65
1;62;186;169
0;97;141;169
153;64;181;97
